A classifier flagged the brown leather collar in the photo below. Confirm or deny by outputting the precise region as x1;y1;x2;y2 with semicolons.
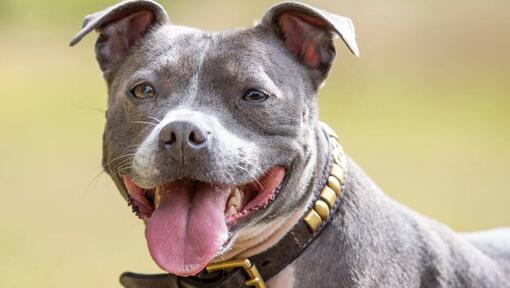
120;123;346;288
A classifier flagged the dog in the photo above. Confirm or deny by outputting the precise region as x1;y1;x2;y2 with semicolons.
71;0;510;287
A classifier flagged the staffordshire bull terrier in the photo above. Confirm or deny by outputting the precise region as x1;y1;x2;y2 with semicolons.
71;1;510;287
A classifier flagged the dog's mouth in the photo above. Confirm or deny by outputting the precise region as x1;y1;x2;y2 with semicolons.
122;166;286;276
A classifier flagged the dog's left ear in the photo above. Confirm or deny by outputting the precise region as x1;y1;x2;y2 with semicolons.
261;2;359;85
69;0;170;76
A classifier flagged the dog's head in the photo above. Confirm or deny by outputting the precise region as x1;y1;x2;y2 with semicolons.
71;0;358;276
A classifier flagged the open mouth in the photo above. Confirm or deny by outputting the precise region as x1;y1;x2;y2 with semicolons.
122;166;286;276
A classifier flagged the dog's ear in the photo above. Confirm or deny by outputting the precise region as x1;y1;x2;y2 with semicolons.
261;2;359;85
70;0;169;75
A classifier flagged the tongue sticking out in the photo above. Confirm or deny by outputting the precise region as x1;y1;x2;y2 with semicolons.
145;180;231;276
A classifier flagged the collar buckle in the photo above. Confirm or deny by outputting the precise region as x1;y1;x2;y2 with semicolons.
206;258;266;288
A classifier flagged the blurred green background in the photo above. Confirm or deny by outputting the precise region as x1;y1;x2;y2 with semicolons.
0;0;509;287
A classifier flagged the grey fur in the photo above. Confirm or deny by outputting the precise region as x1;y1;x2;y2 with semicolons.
288;151;510;287
71;0;510;287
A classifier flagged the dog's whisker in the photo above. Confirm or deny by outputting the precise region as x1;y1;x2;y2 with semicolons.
237;157;265;174
115;157;135;167
115;165;133;175
113;163;131;173
112;160;135;172
77;106;107;115
215;161;236;184
202;168;214;184
112;158;135;174
146;116;162;123
236;164;263;189
82;169;106;195
130;121;158;127
239;159;264;174
125;145;141;151
221;168;236;185
103;154;135;170
104;153;137;169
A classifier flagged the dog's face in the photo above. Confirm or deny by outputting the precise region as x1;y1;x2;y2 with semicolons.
71;0;358;276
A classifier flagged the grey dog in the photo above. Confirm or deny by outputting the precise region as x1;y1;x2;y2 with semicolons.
71;0;510;287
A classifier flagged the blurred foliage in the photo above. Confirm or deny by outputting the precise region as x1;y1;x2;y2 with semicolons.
0;0;509;287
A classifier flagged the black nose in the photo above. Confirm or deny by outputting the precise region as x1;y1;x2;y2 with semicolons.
159;120;209;152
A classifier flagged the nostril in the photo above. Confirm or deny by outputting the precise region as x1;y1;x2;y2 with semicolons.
160;128;177;145
189;131;197;143
188;130;207;145
168;132;177;145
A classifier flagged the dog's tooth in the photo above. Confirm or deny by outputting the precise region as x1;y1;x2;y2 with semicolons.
227;188;235;201
227;195;239;208
238;187;244;202
228;187;242;207
234;187;242;204
154;187;162;208
227;196;234;207
226;205;238;217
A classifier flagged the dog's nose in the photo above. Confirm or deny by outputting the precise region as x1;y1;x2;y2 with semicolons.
159;120;209;153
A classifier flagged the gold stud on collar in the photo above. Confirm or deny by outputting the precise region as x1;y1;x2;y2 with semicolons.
320;186;337;208
314;200;330;219
304;209;322;232
330;164;345;183
327;176;341;195
304;125;346;232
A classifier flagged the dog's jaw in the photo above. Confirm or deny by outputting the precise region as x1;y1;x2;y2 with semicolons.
212;207;306;262
123;166;287;276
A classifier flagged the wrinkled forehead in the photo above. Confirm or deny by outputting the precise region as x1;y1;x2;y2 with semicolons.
124;25;291;91
127;26;212;79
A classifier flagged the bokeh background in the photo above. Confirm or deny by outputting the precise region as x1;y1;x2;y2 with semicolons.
1;0;509;287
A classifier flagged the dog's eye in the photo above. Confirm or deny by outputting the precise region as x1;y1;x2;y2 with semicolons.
130;83;156;99
243;89;269;103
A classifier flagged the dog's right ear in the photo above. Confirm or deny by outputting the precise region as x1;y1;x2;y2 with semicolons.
260;2;359;88
70;0;169;75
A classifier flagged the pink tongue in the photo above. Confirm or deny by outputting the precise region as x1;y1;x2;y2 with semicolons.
145;180;230;276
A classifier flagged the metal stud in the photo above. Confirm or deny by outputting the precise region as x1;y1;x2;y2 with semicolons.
314;200;330;220
304;209;322;232
330;164;345;183
327;176;341;195
320;186;337;208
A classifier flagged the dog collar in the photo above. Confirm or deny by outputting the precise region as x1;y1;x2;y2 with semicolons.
120;123;347;288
